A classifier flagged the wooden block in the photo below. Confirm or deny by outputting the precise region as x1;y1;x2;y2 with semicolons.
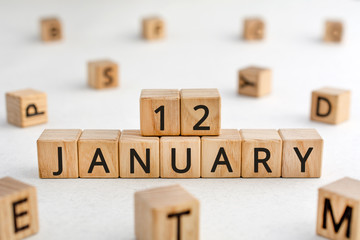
142;17;165;40
119;130;159;178
40;17;62;42
88;60;119;89
243;18;265;40
324;21;343;43
240;129;282;178
140;89;180;136
279;129;323;178
6;89;48;128
135;185;199;240
238;67;272;97
311;87;351;124
160;136;200;178
37;129;82;178
180;89;221;136
0;177;39;240
78;130;120;178
201;129;242;178
317;177;360;240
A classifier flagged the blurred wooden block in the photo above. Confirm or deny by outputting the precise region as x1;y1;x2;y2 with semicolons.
160;137;200;178
78;130;120;178
0;177;39;240
140;89;180;136
324;21;343;43
243;18;265;40
135;185;199;240
311;87;351;124
6;89;48;128
238;67;272;97
201;129;242;178
142;17;165;40
119;130;159;178
40;17;62;42
317;177;360;240
37;129;82;178
180;89;221;136
240;129;282;178
88;60;119;89
279;129;323;178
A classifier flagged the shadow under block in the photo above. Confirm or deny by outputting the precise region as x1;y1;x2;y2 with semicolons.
311;87;351;124
37;129;82;178
317;177;360;240
119;130;159;178
78;130;120;178
238;67;272;97
180;89;221;136
201;129;242;178
142;17;165;40
140;89;180;136
243;18;265;40
6;89;48;128
0;177;39;240
279;129;323;178
135;185;199;240
40;17;62;42
324;21;343;43
240;129;282;178
88;60;119;89
160;137;200;178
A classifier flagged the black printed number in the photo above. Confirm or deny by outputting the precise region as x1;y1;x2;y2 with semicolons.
193;105;210;130
155;105;165;130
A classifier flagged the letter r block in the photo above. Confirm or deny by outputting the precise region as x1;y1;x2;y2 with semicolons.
88;60;119;89
135;185;199;240
238;67;272;97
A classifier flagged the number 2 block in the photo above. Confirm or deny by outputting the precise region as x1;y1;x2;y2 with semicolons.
88;60;119;89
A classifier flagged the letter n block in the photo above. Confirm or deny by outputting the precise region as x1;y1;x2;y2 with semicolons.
88;60;119;89
243;18;265;40
311;87;351;124
317;177;360;240
0;177;39;240
324;21;343;43
6;89;48;128
135;185;199;240
238;67;272;97
40;17;62;42
142;17;165;40
78;130;120;178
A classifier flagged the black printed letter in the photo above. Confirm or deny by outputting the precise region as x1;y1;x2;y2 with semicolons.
168;210;191;240
53;147;63;176
211;147;233;173
88;148;110;173
254;148;272;173
171;148;191;173
294;147;313;172
323;198;352;238
12;198;30;233
316;97;332;117
130;148;150;174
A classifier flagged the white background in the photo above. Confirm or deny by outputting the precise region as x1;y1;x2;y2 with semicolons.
1;0;360;239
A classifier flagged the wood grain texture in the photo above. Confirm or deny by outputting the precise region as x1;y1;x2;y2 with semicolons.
238;67;272;97
324;20;343;43
88;60;119;89
142;17;165;40
40;17;62;42
243;18;265;40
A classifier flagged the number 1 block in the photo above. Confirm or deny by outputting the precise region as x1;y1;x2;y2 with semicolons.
88;60;119;89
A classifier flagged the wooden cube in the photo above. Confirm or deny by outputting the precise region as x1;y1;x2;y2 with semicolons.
37;129;82;178
240;129;282;178
238;67;272;97
119;130;159;178
135;185;199;240
140;89;180;136
201;129;242;178
311;87;351;124
6;89;48;128
40;17;62;42
78;130;120;178
142;17;165;40
180;89;221;136
243;18;265;40
279;129;323;178
160;137;200;178
0;177;39;240
88;60;119;89
324;21;343;43
317;177;360;240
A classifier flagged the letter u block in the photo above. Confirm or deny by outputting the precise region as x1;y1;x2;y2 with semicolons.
135;185;199;240
317;177;360;240
88;60;119;89
0;177;39;240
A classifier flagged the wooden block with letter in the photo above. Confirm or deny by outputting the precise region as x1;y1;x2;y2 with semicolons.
119;130;159;178
37;129;82;178
243;18;265;40
160;137;200;178
40;17;62;42
180;89;221;136
88;60;119;89
135;185;199;240
6;89;48;128
201;129;242;178
0;177;39;240
140;89;180;136
311;87;351;124
78;130;120;178
142;17;165;40
317;177;360;240
238;67;272;97
324;20;343;43
240;129;282;178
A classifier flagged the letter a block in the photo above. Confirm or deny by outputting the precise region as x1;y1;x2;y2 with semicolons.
40;17;62;42
238;67;272;97
243;18;265;40
317;177;360;240
311;87;351;124
142;17;165;40
0;177;39;240
37;129;82;178
6;89;48;128
324;21;343;43
135;185;199;240
88;60;119;89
